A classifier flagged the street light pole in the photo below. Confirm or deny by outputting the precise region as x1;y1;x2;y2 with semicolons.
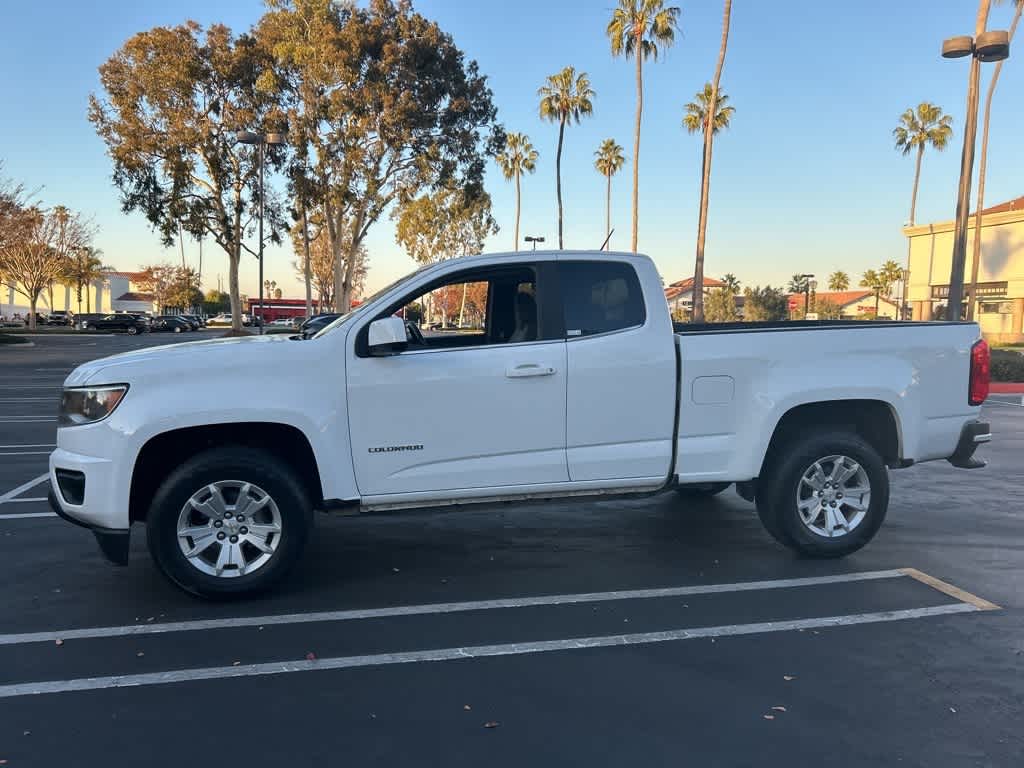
942;14;1008;321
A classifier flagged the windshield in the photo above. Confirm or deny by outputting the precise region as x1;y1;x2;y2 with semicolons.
311;262;437;338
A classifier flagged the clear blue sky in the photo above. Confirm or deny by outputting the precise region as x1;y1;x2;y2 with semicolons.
2;0;1022;297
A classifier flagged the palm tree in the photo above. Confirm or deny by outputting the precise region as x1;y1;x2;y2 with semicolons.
594;139;625;247
827;271;850;291
968;0;1023;319
721;273;740;293
787;274;811;294
63;247;104;313
683;83;736;180
893;103;954;226
879;259;903;299
495;132;539;252
691;0;733;323
538;67;595;249
860;269;884;316
607;0;680;253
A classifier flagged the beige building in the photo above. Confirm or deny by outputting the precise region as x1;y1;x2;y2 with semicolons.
905;195;1024;343
2;270;154;319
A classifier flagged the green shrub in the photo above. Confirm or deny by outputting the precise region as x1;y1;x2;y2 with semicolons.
991;349;1024;382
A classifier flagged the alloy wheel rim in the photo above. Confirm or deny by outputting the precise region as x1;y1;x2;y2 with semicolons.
176;480;283;578
795;454;871;538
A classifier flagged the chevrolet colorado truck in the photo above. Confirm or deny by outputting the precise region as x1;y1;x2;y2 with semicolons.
48;250;992;597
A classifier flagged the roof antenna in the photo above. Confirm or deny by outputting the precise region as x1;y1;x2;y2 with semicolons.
599;228;614;251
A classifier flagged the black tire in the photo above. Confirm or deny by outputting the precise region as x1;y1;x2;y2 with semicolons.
675;482;731;497
756;431;888;558
173;326;182;333
126;326;138;335
146;446;313;598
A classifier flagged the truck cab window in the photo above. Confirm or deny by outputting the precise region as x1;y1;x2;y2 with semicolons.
559;261;645;337
375;267;543;353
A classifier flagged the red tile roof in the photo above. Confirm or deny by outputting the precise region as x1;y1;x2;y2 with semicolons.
103;270;148;281
114;292;154;302
667;276;727;291
787;290;897;308
975;195;1024;216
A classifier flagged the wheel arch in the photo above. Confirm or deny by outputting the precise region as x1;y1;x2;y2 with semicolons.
760;399;902;477
130;422;324;523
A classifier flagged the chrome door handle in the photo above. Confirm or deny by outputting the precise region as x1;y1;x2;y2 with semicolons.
506;364;556;378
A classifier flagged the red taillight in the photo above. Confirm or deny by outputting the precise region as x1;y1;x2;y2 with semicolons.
969;339;990;406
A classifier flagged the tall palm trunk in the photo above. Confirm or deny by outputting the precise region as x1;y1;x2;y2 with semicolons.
630;49;642;252
909;143;924;226
514;169;521;251
605;172;611;244
967;1;1021;321
555;118;565;249
692;0;732;323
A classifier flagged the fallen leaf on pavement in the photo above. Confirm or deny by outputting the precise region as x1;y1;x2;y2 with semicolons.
484;721;500;729
463;705;471;711
232;661;241;666
950;707;957;714
763;714;774;720
136;651;144;657
783;675;796;681
55;639;64;646
391;567;400;573
772;706;787;712
305;652;317;661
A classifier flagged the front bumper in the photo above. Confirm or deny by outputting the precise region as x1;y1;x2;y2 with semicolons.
48;490;129;565
947;421;991;469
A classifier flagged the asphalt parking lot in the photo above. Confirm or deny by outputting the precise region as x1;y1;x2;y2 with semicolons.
0;334;1022;768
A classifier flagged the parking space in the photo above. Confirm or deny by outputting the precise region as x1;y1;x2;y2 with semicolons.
0;335;1022;767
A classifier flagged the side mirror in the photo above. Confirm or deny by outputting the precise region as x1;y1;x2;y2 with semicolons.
368;316;408;356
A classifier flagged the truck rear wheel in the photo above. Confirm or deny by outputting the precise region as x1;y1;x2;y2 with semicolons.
756;431;888;558
146;446;312;598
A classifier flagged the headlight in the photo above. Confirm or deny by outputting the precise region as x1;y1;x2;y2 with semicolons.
58;385;129;427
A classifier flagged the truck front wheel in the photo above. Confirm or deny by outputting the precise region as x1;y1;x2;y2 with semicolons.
146;446;313;598
756;431;889;558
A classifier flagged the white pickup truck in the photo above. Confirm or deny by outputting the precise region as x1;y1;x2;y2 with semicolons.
49;251;992;597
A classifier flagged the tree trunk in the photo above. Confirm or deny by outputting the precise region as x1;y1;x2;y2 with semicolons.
875;291;880;316
459;282;467;327
947;0;992;320
630;50;642;253
692;0;732;324
967;2;1021;321
28;293;38;331
605;172;611;245
555;118;565;249
909;144;923;226
228;242;242;333
514;169;521;251
301;205;313;318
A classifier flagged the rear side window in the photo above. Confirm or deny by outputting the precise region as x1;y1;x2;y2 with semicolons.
558;261;645;337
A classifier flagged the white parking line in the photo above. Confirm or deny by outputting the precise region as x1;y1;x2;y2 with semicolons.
1;497;48;503
0;451;52;456
0;473;50;504
0;444;55;449
0;512;56;519
0;570;908;645
0;603;979;699
0;418;56;423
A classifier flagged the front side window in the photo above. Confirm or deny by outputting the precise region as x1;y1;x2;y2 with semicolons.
362;265;551;354
558;261;645;337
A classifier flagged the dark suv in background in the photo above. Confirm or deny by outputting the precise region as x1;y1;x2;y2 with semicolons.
83;313;151;335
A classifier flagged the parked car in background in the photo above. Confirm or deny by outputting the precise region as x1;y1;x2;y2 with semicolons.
150;316;193;333
268;317;302;330
46;310;75;326
241;314;263;328
82;313;150;335
300;313;342;337
180;315;205;329
174;316;200;330
206;314;232;327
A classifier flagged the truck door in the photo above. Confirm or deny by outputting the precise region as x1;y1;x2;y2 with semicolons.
559;259;677;482
346;262;569;497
